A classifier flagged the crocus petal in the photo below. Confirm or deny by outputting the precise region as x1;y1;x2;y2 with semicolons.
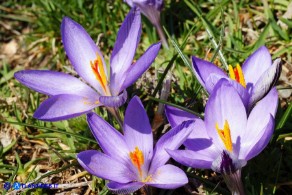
110;7;141;94
242;115;274;161
167;149;214;169
242;46;272;85
242;89;277;143
205;80;247;154
34;94;99;121
99;90;127;107
86;112;129;163
192;56;227;93
118;42;161;93
107;181;144;195
149;120;194;174
14;70;97;97
165;105;198;128
77;150;133;183
248;59;281;110
184;119;218;157
61;17;107;94
205;73;227;93
123;96;153;172
240;93;276;160
146;164;188;189
206;76;249;107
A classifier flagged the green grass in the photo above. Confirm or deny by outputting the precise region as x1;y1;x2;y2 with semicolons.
0;0;292;194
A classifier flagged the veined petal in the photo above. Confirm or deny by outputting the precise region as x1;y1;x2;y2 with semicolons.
61;17;107;94
99;90;127;107
165;105;198;128
149;120;194;174
110;7;141;92
192;56;227;93
241;115;274;160
86;112;129;163
34;94;99;121
146;164;188;189
124;96;153;175
77;150;133;183
167;149;214;169
248;59;281;110
107;181;144;195
116;42;161;94
242;46;272;85
205;80;247;154
14;70;97;97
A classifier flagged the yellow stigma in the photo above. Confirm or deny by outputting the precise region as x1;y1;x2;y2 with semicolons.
216;120;233;152
90;53;108;93
129;147;144;178
228;64;246;88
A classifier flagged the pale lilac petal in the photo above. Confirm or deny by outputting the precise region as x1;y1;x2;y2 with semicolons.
167;149;214;169
118;42;161;94
205;80;247;155
61;17;107;94
250;87;278;118
165;105;198;128
248;59;281;110
192;56;227;93
14;70;97;97
242;46;272;85
240;115;274;161
146;164;188;189
77;150;133;183
206;76;249;107
34;94;99;121
240;91;276;157
184;119;218;158
242;89;277;143
86;112;129;163
149;120;194;174
99;90;127;107
124;96;153;174
107;181;144;194
110;7;141;94
205;73;226;93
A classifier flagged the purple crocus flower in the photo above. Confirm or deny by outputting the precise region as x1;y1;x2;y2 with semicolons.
125;0;163;28
14;7;161;121
125;0;169;48
166;79;278;194
77;96;195;194
192;46;281;111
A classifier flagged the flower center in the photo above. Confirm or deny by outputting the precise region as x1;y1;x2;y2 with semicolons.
216;120;233;152
90;53;108;93
129;147;144;178
228;64;246;88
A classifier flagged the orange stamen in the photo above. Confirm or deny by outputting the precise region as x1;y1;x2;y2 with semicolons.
216;120;233;152
129;147;144;178
90;53;107;92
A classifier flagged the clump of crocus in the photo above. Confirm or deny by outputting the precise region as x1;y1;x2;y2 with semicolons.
125;0;168;48
14;7;161;121
77;96;195;194
166;79;278;195
192;46;281;111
